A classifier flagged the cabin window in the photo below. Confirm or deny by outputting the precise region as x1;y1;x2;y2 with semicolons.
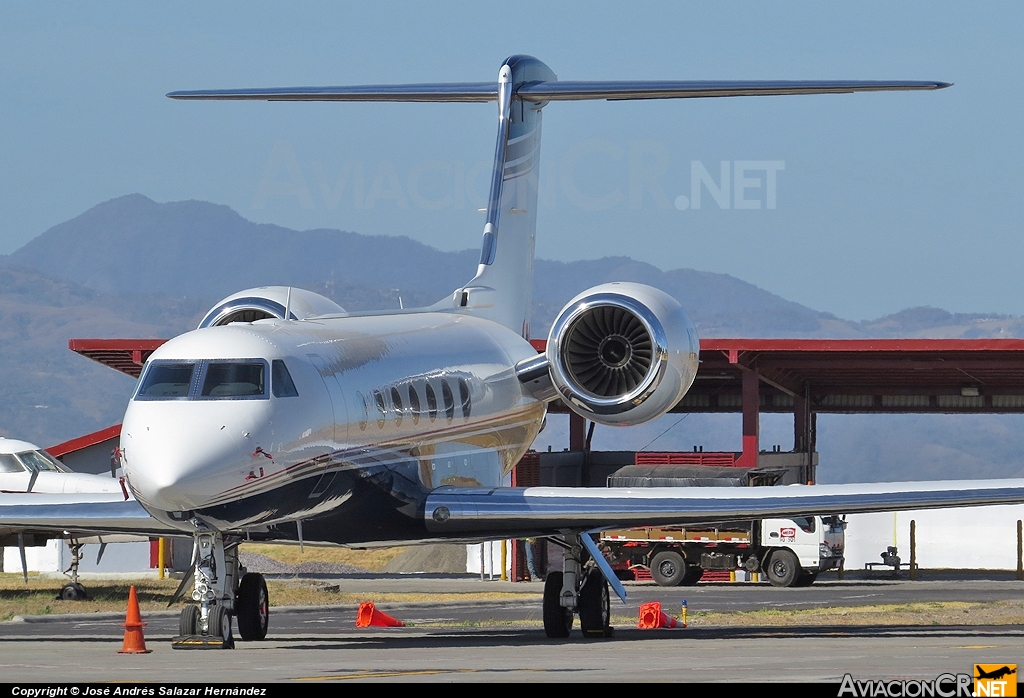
373;390;386;428
201;362;267;398
442;381;455;422
458;378;472;419
271;360;298;398
0;454;25;473
408;385;421;425
137;362;196;399
425;382;438;422
390;387;403;427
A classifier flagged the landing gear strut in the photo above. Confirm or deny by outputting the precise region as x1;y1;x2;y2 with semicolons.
173;524;251;649
58;539;88;601
542;534;613;639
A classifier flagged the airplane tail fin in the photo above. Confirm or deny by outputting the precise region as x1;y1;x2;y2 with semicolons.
169;64;948;338
452;56;554;339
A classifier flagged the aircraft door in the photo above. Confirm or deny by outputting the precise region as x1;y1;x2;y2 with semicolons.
307;353;350;499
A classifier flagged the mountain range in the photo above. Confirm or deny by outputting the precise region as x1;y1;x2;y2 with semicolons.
3;194;1023;483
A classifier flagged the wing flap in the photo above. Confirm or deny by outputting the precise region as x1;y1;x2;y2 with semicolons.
424;478;1024;538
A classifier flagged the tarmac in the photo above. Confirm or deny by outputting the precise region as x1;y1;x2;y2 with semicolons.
0;572;1021;683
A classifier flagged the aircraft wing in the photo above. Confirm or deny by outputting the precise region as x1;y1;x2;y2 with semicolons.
0;492;178;538
423;478;1024;538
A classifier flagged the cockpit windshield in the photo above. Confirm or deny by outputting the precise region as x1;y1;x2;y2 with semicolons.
0;454;26;473
135;360;271;401
17;450;70;473
201;362;266;398
137;362;195;398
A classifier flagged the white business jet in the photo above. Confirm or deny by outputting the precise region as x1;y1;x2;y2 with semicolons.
0;437;129;597
4;56;1021;645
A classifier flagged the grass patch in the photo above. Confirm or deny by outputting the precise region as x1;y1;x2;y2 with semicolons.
0;574;182;622
0;573;539;621
240;543;407;571
681;600;1024;627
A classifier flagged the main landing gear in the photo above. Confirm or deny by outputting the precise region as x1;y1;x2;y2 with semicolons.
172;525;269;649
542;534;613;639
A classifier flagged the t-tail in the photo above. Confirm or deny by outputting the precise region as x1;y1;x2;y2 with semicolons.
168;57;949;338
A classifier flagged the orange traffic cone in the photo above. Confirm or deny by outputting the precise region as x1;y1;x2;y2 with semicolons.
118;585;152;653
637;601;678;629
355;601;405;628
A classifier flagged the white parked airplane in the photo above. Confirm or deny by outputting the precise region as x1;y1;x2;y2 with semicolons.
0;437;129;597
3;55;1021;645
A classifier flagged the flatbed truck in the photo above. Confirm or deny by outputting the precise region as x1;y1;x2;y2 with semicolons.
601;515;846;587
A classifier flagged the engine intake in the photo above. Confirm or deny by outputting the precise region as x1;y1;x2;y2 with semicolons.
563;304;654;398
545;283;698;426
199;287;345;329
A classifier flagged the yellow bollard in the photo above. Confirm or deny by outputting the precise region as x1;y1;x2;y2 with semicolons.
1017;520;1022;581
752;571;759;583
681;599;688;627
729;570;736;583
500;539;508;581
157;538;165;580
909;520;917;580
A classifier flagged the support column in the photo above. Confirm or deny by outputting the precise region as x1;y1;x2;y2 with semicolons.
795;387;814;484
569;412;587;452
736;369;759;467
794;393;808;453
808;411;817;484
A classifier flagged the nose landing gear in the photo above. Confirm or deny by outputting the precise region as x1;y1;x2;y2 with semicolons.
172;523;271;649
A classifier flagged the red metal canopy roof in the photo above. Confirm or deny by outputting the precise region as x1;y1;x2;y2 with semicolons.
71;337;1024;414
47;424;121;458
68;339;166;379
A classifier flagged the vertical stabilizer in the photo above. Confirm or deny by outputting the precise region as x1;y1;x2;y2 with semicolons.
452;56;556;338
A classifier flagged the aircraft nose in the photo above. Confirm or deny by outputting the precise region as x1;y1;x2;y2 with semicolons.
121;404;269;511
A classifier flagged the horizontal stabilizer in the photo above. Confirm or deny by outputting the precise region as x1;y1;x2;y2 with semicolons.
168;80;949;104
167;83;498;102
517;79;952;102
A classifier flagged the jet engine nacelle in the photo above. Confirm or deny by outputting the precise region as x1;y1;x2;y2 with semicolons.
199;286;345;328
543;282;699;426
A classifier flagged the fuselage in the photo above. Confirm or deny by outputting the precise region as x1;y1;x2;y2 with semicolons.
120;312;545;544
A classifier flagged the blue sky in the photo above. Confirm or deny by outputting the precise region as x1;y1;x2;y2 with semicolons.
2;3;1021;320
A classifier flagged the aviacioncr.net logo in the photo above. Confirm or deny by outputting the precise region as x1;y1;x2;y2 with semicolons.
838;673;973;697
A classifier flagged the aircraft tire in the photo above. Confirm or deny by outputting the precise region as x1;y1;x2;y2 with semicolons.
650;550;686;586
578;568;611;638
766;549;800;587
236;572;269;641
208;605;232;645
543;571;573;639
179;605;200;636
59;582;87;601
